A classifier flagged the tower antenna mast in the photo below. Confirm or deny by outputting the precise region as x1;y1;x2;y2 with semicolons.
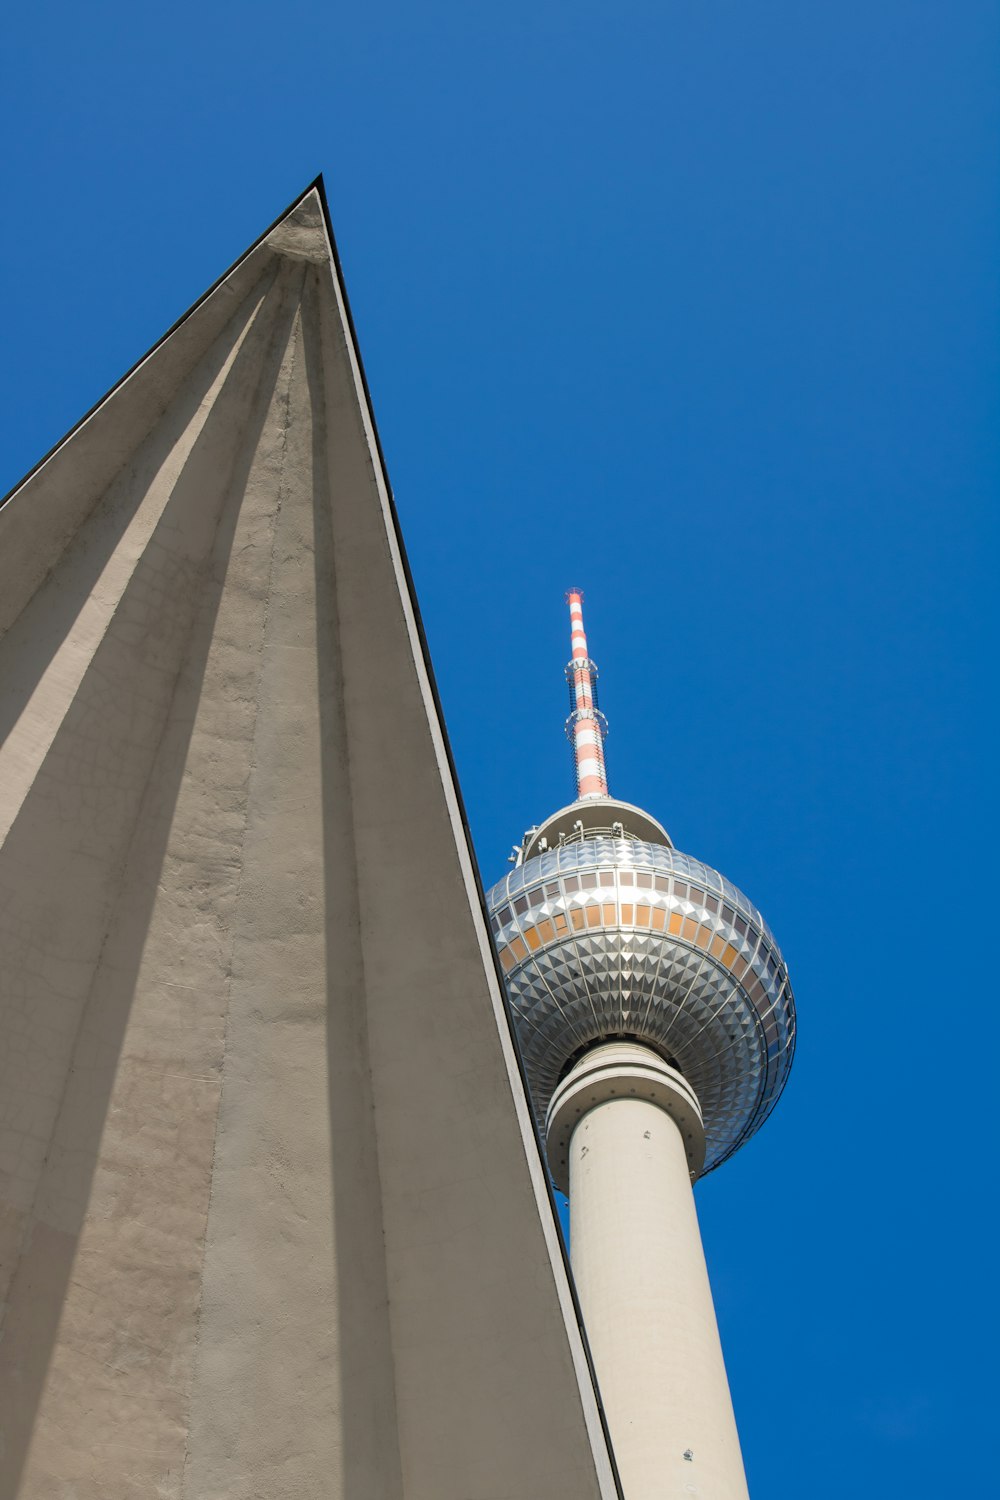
565;589;609;800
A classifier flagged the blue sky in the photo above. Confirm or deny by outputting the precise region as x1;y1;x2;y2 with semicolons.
2;3;997;1493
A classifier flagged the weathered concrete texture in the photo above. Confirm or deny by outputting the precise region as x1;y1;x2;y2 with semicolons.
0;188;618;1500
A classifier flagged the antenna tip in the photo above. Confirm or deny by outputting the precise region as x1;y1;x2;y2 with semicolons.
565;587;584;604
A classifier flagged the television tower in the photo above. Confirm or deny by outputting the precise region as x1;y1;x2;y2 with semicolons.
486;590;796;1500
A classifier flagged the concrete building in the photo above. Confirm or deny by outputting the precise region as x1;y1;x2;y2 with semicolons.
0;180;794;1499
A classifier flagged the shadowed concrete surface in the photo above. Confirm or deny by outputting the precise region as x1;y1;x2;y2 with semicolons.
0;186;619;1500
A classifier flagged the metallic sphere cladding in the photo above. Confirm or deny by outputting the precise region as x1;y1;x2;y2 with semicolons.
486;837;796;1175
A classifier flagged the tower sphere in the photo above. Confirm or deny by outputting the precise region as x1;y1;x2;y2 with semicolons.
487;797;796;1177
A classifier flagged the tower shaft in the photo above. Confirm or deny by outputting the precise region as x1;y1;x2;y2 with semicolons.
550;1044;750;1500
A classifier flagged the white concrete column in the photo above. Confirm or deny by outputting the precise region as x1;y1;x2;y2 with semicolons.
547;1043;750;1500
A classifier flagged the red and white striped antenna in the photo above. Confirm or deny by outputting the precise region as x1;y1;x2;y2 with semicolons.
565;588;609;800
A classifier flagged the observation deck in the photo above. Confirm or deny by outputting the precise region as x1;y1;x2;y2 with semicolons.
486;819;796;1176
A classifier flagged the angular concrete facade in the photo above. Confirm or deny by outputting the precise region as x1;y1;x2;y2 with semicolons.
0;184;620;1500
